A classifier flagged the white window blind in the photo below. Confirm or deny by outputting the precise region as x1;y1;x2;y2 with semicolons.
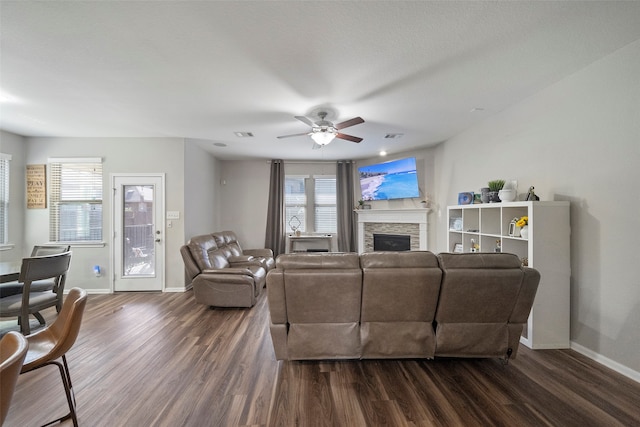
0;154;11;244
49;158;103;242
285;174;336;234
314;176;336;233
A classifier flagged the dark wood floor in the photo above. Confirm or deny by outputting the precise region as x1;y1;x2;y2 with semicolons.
3;289;639;426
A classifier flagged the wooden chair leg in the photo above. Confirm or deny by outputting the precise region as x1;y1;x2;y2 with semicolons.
20;312;30;335
34;312;46;325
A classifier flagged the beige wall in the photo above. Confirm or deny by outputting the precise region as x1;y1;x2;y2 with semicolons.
433;39;640;375
15;137;187;292
0;130;26;261
183;142;221;241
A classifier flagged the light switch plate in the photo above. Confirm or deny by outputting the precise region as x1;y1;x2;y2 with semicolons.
166;211;180;220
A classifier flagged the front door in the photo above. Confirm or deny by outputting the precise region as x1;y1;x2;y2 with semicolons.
112;174;164;291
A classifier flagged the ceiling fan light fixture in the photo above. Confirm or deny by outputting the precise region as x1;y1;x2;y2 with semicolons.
311;131;336;145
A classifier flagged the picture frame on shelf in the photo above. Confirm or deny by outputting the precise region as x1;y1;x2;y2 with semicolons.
453;243;463;253
458;192;474;205
449;217;462;231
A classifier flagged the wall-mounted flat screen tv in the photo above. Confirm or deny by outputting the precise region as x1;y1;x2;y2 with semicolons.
358;157;420;201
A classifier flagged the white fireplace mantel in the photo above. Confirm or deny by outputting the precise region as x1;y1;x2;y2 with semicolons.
355;208;430;253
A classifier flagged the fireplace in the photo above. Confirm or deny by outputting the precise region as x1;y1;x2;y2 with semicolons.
355;208;430;253
373;234;411;251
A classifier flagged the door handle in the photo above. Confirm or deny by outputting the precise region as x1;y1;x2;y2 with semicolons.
155;239;161;243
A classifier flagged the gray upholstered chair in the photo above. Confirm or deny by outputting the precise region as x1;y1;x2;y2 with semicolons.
0;251;72;335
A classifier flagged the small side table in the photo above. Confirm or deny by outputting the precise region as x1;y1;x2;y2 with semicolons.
287;235;333;253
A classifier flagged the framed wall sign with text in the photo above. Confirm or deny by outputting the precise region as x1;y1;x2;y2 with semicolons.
26;164;47;209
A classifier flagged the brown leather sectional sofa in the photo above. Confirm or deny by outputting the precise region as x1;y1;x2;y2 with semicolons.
180;231;275;308
267;251;539;361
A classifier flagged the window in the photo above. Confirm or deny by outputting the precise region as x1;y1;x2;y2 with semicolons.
285;175;306;233
49;158;103;242
0;153;10;244
314;176;337;233
285;175;336;234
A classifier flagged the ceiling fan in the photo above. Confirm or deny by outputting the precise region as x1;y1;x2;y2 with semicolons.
277;111;364;146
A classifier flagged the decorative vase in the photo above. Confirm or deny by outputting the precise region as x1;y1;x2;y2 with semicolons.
498;189;516;202
480;187;490;203
520;225;529;239
488;191;501;203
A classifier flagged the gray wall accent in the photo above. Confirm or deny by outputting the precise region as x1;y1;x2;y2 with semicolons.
433;39;640;375
0;130;26;261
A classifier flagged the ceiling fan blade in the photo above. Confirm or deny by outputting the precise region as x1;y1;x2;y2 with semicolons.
312;142;323;150
294;115;315;127
335;117;364;130
277;132;310;139
336;133;363;143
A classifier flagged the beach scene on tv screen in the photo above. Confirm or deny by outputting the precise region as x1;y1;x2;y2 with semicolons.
359;157;420;201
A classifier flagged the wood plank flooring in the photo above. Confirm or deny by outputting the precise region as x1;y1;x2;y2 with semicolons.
3;290;639;426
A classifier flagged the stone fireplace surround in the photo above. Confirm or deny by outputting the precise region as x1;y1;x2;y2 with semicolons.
355;208;429;253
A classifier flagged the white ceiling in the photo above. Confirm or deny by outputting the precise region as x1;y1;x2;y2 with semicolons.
1;1;640;161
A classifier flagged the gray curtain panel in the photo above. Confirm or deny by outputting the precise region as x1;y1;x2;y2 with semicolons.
265;159;286;256
336;161;356;252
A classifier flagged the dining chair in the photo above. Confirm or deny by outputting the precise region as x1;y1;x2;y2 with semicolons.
20;287;87;427
0;245;70;299
31;245;71;257
0;331;29;426
0;251;72;335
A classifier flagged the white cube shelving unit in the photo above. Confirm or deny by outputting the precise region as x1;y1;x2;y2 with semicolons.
447;201;570;349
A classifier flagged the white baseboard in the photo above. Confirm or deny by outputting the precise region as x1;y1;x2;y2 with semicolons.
77;288;111;294
571;341;640;384
164;286;188;293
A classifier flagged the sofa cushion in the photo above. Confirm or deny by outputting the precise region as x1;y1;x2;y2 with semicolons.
360;251;441;322
437;252;522;269
435;253;524;323
270;252;362;360
208;248;231;269
276;252;360;270
360;251;441;359
288;322;361;360
187;234;218;271
434;252;527;359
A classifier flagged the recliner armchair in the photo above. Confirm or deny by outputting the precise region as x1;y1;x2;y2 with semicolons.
180;231;273;308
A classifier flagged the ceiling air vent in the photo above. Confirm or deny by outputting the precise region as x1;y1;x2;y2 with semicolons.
234;132;254;137
384;133;403;139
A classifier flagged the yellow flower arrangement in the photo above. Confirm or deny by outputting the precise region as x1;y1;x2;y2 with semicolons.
516;216;528;227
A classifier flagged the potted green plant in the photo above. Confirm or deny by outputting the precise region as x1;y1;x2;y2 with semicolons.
487;179;505;203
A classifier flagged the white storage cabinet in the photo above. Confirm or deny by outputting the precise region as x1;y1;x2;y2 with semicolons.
447;201;570;349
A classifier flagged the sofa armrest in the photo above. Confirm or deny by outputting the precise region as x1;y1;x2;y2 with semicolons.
228;255;254;263
244;248;274;258
510;267;540;323
229;261;264;270
202;267;254;276
180;244;202;282
266;269;287;324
